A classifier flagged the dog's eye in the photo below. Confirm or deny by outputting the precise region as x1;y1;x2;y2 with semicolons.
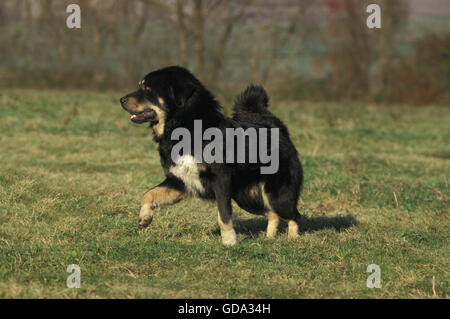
139;80;150;91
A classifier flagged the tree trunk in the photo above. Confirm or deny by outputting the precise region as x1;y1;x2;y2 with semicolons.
176;0;189;67
193;0;205;76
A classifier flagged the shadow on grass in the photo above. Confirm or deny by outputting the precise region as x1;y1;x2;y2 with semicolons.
226;214;358;237
298;214;358;233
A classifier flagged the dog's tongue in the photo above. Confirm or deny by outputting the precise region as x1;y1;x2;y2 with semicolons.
130;114;136;119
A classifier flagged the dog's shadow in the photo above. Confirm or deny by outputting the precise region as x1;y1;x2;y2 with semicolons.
224;214;358;238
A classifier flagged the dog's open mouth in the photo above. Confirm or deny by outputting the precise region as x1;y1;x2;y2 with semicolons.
129;110;157;124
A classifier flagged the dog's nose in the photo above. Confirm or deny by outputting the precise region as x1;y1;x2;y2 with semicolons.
120;97;128;104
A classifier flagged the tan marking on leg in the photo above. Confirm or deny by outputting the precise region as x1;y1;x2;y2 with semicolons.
288;219;299;239
260;182;273;211
141;185;185;207
261;183;281;238
217;212;237;246
139;186;185;229
217;212;233;232
266;211;280;238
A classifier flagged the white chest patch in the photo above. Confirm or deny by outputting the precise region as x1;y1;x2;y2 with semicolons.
169;155;205;195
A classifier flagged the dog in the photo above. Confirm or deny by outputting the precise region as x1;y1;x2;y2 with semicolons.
120;66;303;245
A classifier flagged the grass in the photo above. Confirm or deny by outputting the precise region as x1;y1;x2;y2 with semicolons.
0;89;448;298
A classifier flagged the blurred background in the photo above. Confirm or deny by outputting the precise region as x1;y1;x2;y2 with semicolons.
0;0;449;105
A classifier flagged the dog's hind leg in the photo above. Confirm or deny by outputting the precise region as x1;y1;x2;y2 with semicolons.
214;179;237;246
266;211;280;238
263;183;302;239
139;178;186;229
260;183;282;238
287;214;301;239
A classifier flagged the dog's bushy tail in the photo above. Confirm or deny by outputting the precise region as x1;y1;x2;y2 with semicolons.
233;85;269;115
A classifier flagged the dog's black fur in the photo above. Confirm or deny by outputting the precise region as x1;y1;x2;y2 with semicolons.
120;66;303;243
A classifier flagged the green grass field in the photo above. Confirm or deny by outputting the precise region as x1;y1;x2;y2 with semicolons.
0;90;448;298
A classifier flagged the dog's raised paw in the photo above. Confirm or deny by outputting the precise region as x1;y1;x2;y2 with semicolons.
138;216;152;229
138;204;153;229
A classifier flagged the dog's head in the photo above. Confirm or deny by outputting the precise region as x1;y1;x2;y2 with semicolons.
120;66;212;136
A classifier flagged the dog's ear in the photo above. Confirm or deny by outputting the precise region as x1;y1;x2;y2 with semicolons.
169;82;196;109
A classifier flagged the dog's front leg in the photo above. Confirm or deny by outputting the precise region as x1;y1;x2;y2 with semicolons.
139;178;185;229
213;180;237;246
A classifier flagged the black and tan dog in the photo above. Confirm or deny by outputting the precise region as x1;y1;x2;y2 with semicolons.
120;66;303;245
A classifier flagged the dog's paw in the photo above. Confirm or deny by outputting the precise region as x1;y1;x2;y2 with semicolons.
221;229;238;246
138;204;153;229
